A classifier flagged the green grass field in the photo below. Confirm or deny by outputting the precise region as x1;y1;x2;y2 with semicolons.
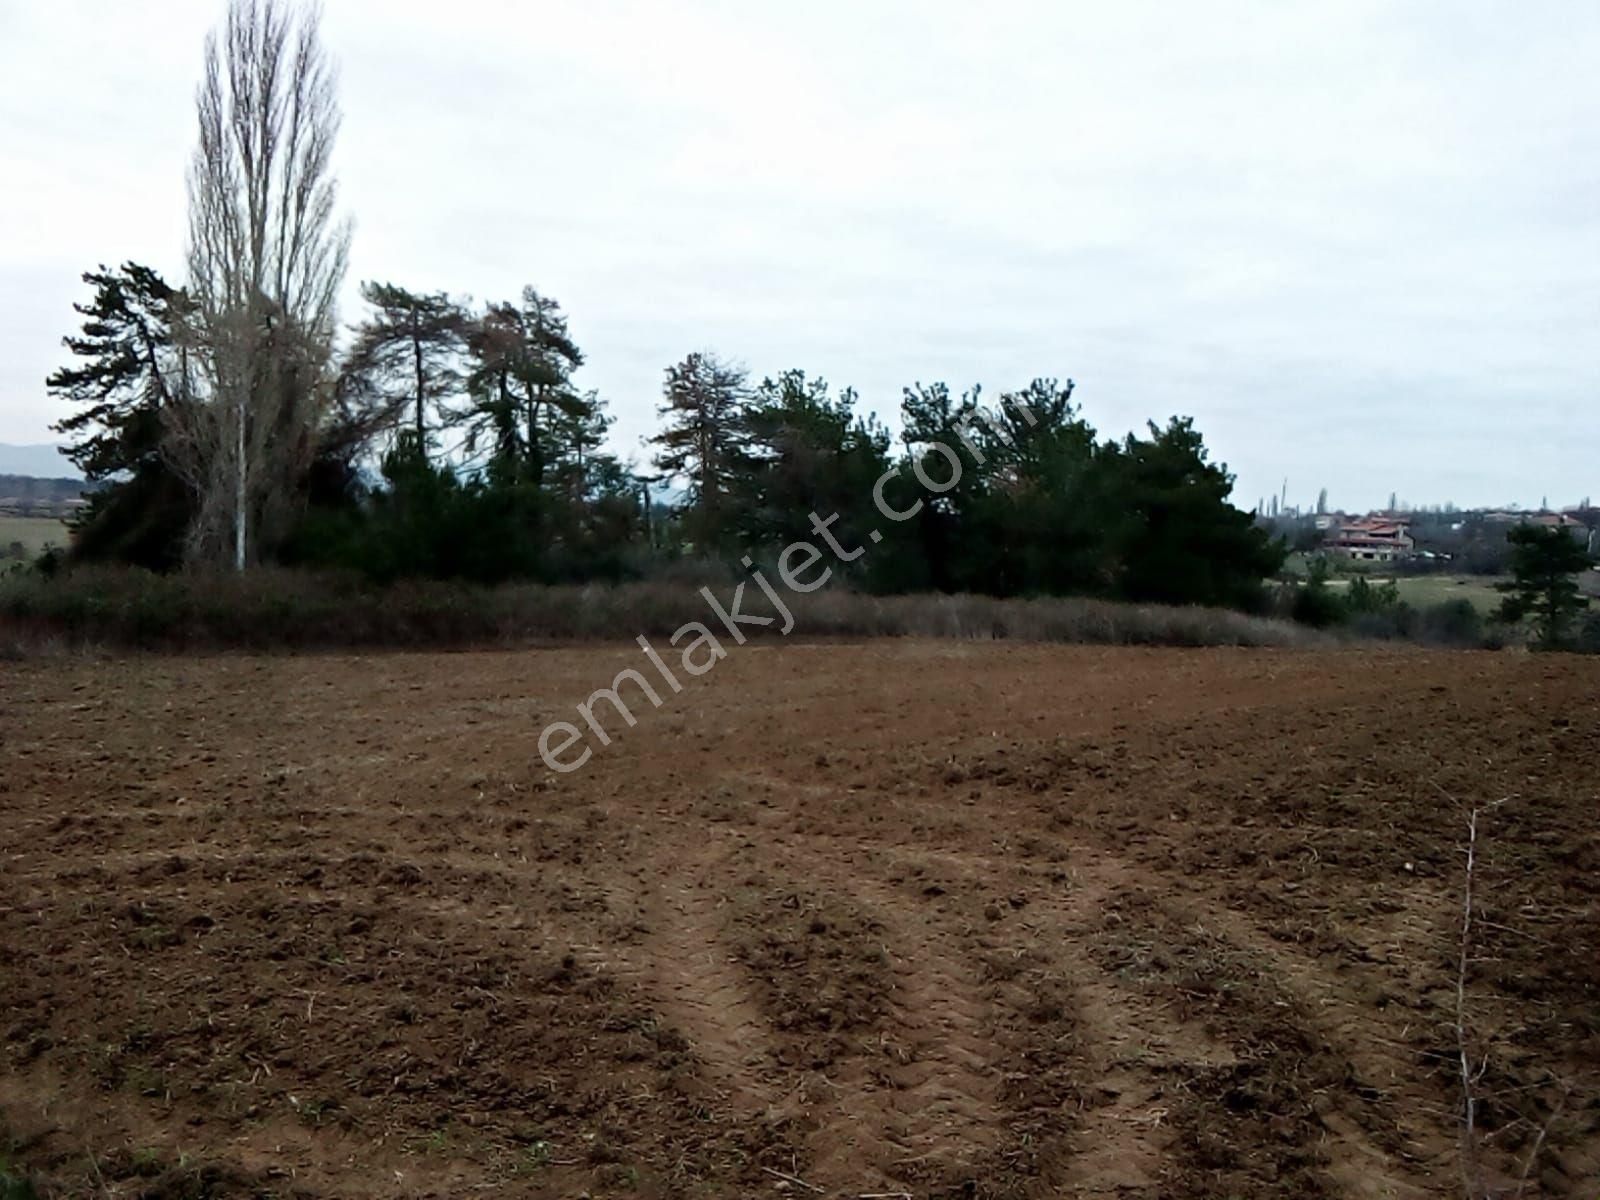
0;515;71;560
1392;575;1508;612
1324;573;1508;614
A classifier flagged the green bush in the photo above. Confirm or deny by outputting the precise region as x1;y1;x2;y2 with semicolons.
1290;583;1344;629
1415;598;1484;647
1578;610;1600;655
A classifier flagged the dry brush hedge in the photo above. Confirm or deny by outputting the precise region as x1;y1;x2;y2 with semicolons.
0;566;1317;652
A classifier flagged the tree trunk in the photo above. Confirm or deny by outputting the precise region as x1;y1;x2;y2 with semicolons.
411;306;426;454
233;390;247;570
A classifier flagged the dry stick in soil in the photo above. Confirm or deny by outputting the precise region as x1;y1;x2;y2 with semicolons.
1514;1082;1570;1199
1456;801;1488;1198
1455;796;1509;1199
760;1166;825;1194
1454;795;1566;1199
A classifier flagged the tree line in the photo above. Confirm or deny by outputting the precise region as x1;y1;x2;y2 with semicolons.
43;0;1283;611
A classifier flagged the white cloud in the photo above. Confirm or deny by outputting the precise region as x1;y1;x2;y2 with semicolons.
2;0;1595;509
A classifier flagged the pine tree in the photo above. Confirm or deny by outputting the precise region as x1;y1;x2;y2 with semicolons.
742;369;890;553
649;352;751;552
48;263;196;567
341;283;469;460
464;287;588;487
1497;524;1593;649
1105;417;1285;609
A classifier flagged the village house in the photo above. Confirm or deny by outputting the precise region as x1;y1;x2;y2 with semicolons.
1326;515;1415;563
1529;512;1587;534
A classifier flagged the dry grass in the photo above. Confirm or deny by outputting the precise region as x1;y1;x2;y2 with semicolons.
0;565;1316;652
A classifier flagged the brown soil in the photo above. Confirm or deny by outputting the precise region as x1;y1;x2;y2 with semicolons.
2;642;1597;1198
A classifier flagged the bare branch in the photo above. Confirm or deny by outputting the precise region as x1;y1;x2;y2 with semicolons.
170;0;348;568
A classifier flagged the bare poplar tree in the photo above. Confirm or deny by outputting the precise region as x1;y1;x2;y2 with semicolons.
166;0;351;568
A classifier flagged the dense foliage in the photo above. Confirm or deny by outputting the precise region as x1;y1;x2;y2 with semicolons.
46;269;1284;607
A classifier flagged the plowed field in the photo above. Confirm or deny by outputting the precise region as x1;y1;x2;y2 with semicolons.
3;643;1596;1197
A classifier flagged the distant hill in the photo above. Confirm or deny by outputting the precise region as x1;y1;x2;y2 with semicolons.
0;443;78;478
0;475;87;505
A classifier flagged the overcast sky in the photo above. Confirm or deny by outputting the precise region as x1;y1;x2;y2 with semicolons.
2;1;1595;511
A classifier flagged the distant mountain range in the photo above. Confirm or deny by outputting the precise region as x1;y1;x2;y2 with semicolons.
0;444;78;479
